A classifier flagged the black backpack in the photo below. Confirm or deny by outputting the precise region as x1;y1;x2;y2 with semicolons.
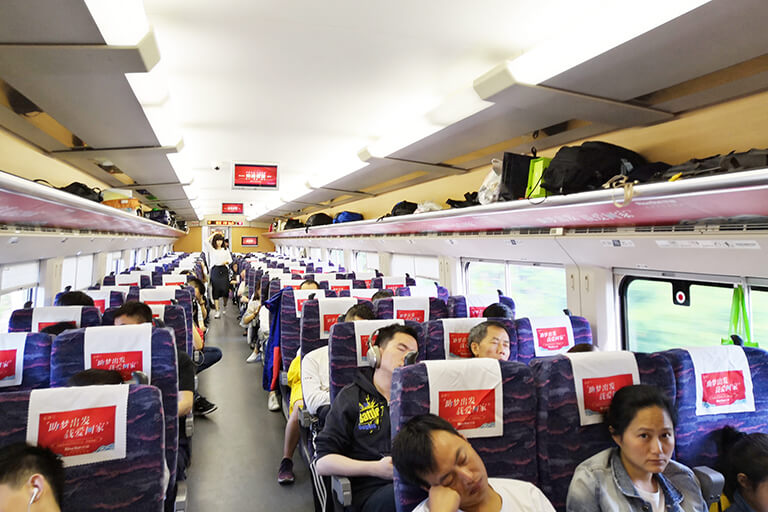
305;213;333;227
284;219;304;230
541;141;647;195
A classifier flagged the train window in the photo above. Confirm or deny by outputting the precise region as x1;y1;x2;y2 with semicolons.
355;251;379;273
1;261;40;291
61;257;77;291
0;289;27;331
105;251;122;275
750;287;768;345
129;250;137;269
507;264;567;318
75;254;94;289
466;261;505;295
623;278;733;352
329;249;344;268
392;254;440;287
309;247;322;261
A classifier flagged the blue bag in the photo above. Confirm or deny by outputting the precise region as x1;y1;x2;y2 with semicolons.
333;211;363;223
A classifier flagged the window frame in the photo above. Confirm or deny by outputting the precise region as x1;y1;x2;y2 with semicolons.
618;275;734;351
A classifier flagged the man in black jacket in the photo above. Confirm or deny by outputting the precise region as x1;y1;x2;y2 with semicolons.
314;324;419;512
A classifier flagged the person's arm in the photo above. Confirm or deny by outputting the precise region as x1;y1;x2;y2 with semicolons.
177;352;195;416
192;325;204;351
178;390;194;416
243;303;261;325
565;466;599;512
315;454;393;479
301;350;329;415
425;486;461;512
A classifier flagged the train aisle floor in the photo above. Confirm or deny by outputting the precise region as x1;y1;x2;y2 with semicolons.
187;303;314;511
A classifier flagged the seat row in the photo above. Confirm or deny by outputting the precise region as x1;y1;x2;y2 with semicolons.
0;325;181;512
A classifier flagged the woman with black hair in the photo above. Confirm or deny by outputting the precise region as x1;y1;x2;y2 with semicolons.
208;233;231;318
719;426;768;512
567;384;706;512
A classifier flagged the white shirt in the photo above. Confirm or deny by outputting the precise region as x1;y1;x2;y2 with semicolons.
636;486;665;512
412;478;555;512
209;248;231;267
300;345;330;415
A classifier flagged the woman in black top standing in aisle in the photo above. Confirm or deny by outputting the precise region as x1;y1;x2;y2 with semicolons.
208;233;232;318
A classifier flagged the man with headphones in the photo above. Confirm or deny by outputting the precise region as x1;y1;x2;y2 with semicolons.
315;323;419;512
0;443;64;512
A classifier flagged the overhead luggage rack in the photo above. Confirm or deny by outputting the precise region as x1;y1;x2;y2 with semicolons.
266;168;768;239
0;171;185;237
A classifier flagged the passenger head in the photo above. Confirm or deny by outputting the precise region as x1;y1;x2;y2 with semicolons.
605;385;676;476
467;321;510;360
720;426;768;510
23;301;33;309
299;279;319;290
393;414;490;509
482;303;513;319
0;443;64;512
113;302;152;325
39;322;76;337
344;303;375;322
56;291;94;307
567;343;597;353
187;277;205;299
371;289;394;302
371;324;418;374
67;369;124;386
210;233;225;249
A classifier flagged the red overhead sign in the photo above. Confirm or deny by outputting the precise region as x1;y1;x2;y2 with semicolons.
241;236;259;246
222;203;244;214
233;163;278;189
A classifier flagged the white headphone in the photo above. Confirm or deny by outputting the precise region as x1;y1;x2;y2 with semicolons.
28;487;39;510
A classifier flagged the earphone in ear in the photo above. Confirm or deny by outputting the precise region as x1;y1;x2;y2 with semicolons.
30;487;39;505
367;329;382;369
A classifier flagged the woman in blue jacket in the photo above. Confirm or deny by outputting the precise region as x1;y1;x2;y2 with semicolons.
567;385;707;512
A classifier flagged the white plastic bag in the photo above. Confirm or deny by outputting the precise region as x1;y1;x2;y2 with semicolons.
414;201;443;214
478;159;503;205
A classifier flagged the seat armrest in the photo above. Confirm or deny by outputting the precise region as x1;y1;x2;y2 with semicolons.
298;407;316;428
185;414;194;438
693;466;724;507
331;476;352;507
280;371;288;387
175;480;188;511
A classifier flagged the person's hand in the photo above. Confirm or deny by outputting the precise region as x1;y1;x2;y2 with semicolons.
427;485;461;512
372;456;394;480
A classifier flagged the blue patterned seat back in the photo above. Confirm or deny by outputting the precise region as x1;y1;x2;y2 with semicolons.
661;347;768;469
514;316;592;365
103;274;116;286
327;320;424;402
174;288;195;353
0;333;52;392
163;305;190;354
126;286;140;302
140;275;151;288
447;294;516;319
390;360;538;512
373;297;448;321
50;327;179;494
372;276;416;289
424;318;518;361
280;289;336;372
0;385;166;512
151;272;162;286
531;352;675;511
9;307;101;333
299;299;377;366
395;285;450;302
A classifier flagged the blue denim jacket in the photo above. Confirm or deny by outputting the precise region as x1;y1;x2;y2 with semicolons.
566;448;708;512
725;492;756;512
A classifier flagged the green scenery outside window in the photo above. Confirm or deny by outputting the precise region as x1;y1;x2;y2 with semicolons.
750;287;768;346
467;261;505;295
508;265;567;318
624;279;733;352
